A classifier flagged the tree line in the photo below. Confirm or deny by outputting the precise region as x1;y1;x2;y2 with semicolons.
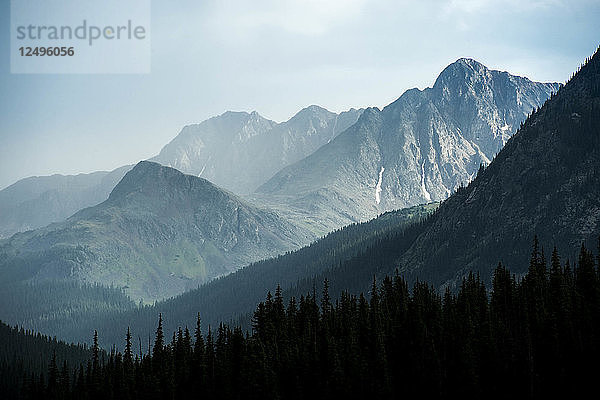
0;321;94;400
15;237;600;399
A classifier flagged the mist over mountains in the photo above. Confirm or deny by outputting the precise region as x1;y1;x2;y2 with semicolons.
0;166;132;239
0;57;570;348
152;106;364;195
0;107;362;241
0;59;557;241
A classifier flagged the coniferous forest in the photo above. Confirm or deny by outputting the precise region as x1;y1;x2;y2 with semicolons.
11;238;600;400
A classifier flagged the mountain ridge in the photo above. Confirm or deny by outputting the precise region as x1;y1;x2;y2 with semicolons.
0;161;315;303
256;59;560;227
117;51;597;350
396;48;600;287
0;166;132;239
151;105;364;194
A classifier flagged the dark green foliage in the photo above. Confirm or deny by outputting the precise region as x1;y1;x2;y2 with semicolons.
0;280;135;345
0;320;93;400
21;239;600;400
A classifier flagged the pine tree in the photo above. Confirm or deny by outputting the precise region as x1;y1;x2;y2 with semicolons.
124;327;133;367
46;351;59;398
92;330;99;371
321;278;332;315
194;313;205;356
153;313;165;360
60;360;70;396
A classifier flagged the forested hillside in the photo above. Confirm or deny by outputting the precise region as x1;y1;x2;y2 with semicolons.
0;281;135;341
23;240;600;399
0;321;94;400
57;203;436;348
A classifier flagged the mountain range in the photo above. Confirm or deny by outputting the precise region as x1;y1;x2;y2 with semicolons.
84;48;599;349
255;59;560;226
0;107;362;240
0;60;556;241
0;161;314;303
396;52;600;288
0;57;570;346
152;106;364;194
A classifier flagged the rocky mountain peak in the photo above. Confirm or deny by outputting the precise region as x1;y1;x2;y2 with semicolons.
455;57;487;69
432;57;489;89
397;47;600;288
290;105;335;122
151;105;362;194
1;161;316;303
109;161;167;191
256;60;560;230
443;56;488;73
107;160;224;207
359;106;382;119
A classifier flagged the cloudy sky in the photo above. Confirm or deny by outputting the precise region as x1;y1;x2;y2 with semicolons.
0;0;599;189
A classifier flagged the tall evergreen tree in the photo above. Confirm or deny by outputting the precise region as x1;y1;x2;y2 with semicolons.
153;313;165;360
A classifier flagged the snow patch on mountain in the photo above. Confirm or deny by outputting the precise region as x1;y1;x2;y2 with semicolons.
329;114;339;143
375;166;385;204
198;156;210;177
421;162;431;202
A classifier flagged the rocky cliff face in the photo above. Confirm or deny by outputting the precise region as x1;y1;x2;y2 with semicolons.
397;49;600;287
0;162;315;303
255;59;559;229
151;107;363;194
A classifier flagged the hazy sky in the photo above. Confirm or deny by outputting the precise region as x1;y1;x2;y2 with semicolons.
0;0;599;189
